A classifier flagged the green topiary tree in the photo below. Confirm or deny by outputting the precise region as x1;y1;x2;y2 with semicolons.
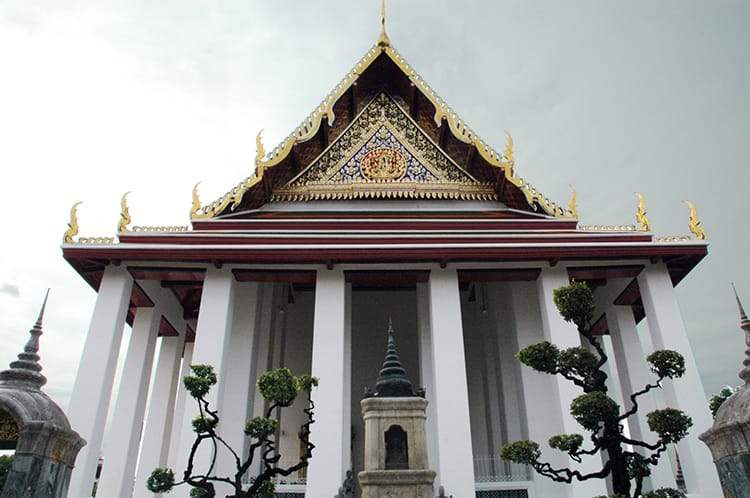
147;365;318;498
500;281;690;498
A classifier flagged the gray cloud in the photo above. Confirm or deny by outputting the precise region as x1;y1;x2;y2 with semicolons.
0;283;19;297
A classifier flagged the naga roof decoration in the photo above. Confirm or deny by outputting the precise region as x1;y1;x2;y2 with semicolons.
191;40;575;219
273;92;496;202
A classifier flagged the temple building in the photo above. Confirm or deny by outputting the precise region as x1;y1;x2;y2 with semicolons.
61;10;720;498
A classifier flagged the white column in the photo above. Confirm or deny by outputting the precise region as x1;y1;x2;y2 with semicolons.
537;266;608;498
134;332;187;498
343;282;353;472
511;281;573;498
607;304;677;491
98;306;161;498
175;268;236;497
167;341;194;471
215;282;259;478
638;263;722;496
427;267;475;497
306;268;349;496
416;282;440;473
68;265;133;498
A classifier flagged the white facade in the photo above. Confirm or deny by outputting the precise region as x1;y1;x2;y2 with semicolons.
63;258;721;497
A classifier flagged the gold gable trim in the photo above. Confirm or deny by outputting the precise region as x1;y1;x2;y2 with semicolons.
193;43;571;219
272;181;496;202
280;92;486;201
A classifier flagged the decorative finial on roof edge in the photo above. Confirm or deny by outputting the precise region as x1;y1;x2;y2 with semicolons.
684;200;707;240
63;201;82;244
377;0;390;47
255;130;266;168
732;283;750;384
118;191;132;233
635;192;651;232
191;182;202;218
567;185;578;218
0;289;50;389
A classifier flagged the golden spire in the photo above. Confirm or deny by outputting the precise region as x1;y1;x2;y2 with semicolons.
567;185;578;218
684;200;707;240
635;192;651;231
117;191;132;233
63;201;82;244
377;0;390;47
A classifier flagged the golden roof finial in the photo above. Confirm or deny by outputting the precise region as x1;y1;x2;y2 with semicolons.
635;192;651;231
255;130;266;168
503;132;515;168
63;201;82;244
377;0;391;47
191;182;202;218
567;185;578;218
684;200;707;240
117;191;132;233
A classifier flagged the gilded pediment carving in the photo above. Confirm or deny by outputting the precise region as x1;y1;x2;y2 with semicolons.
272;93;496;201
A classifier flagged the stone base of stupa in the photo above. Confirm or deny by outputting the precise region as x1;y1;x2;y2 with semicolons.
358;468;436;498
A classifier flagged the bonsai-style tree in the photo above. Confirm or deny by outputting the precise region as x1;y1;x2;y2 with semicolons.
147;365;318;498
500;281;691;498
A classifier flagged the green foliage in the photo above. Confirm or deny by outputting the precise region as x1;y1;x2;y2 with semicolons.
558;346;599;383
516;341;559;374
548;433;584;453
295;373;319;392
502;282;692;498
553;280;595;330
646;350;686;379
709;386;737;417
146;468;175;493
256;479;276;498
647;408;692;444
499;440;541;465
150;365;318;497
244;416;278;439
625;453;651;480
642;488;686;498
570;391;620;432
184;364;217;399
192;414;218;434
0;455;12;490
258;368;298;407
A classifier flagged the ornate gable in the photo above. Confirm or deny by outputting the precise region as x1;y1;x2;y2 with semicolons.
273;93;495;202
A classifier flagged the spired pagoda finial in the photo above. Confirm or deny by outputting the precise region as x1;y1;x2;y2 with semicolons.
0;289;50;389
377;0;390;47
370;319;417;397
732;283;750;384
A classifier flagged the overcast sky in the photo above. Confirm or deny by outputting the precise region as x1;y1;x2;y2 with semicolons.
1;1;748;425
